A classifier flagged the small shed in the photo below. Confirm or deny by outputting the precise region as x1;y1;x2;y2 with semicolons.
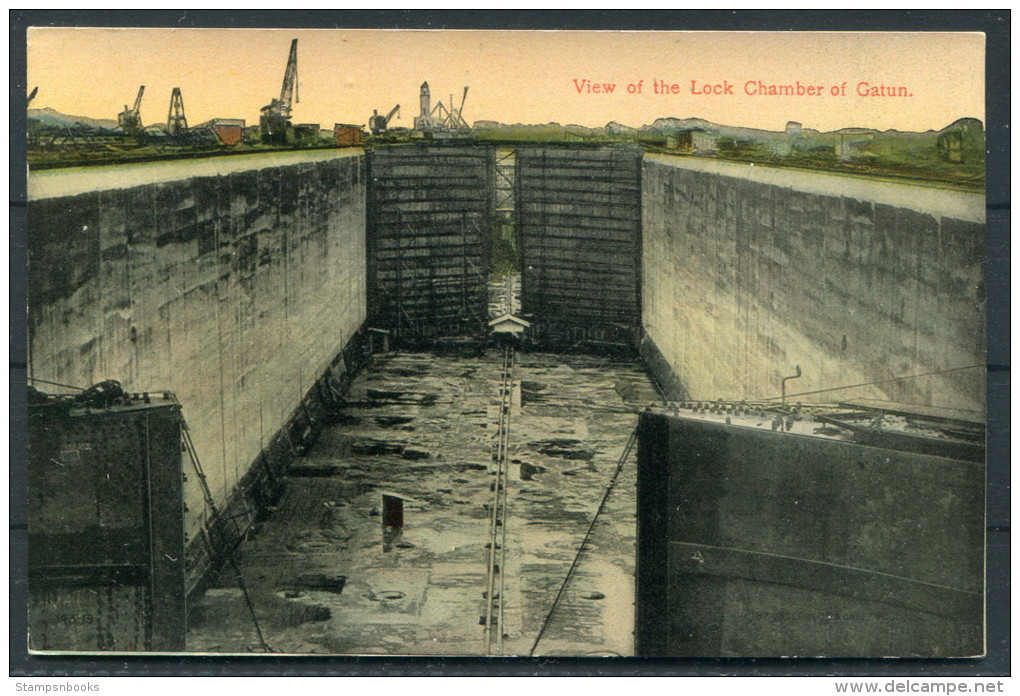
294;123;321;143
488;314;531;335
194;118;246;146
334;123;364;147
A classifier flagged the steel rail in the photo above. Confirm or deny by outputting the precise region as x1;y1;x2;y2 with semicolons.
484;346;514;655
496;348;514;655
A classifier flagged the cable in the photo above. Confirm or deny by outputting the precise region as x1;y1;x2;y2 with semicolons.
528;425;638;657
197;526;272;653
227;555;273;653
173;394;273;652
27;376;86;391
760;364;985;402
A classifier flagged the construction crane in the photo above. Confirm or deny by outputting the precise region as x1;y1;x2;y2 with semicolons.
369;104;400;135
446;86;470;130
431;101;449;123
118;86;145;136
167;88;188;136
425;86;470;132
260;38;298;144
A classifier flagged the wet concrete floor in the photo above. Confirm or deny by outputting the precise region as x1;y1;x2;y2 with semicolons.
187;349;662;655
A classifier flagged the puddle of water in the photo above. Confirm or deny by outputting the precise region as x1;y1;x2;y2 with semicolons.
299;540;336;553
366;590;406;602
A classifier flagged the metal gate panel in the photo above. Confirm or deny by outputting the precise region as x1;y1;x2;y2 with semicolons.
635;411;984;658
28;398;187;651
367;145;495;343
517;146;642;350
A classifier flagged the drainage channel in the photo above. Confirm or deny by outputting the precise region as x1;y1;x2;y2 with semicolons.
483;346;515;655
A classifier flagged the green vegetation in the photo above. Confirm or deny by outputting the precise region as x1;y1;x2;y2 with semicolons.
27;137;346;171
474;127;664;147
28;114;985;192
710;133;984;192
475;122;985;192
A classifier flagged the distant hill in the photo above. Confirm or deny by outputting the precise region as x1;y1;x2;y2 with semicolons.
644;117;715;132
476;116;982;140
28;107;117;130
472;116;984;189
605;121;636;135
940;117;984;133
32;107;982;141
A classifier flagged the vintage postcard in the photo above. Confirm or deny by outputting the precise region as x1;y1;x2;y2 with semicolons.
23;27;987;658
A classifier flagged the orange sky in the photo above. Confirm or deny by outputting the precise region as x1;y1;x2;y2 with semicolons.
27;29;984;132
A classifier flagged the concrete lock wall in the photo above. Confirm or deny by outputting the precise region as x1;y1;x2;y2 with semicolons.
641;155;986;413
27;150;367;545
517;146;643;350
367;145;495;343
635;412;984;658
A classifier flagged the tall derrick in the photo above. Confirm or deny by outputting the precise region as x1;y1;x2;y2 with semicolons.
167;88;188;135
117;85;145;136
260;39;299;144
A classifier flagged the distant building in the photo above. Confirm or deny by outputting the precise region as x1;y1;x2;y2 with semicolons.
835;130;874;162
334;123;363;147
785;121;803;136
693;131;717;153
937;118;983;164
194;118;245;146
413;82;437;131
673;128;718;154
292;123;321;144
606;121;635;136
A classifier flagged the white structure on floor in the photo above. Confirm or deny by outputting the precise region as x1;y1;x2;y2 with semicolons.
488;314;530;335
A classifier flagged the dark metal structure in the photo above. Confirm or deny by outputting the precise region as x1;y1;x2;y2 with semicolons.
166;87;188;136
369;104;400;135
28;392;187;651
635;408;984;657
260;38;298;144
367;144;495;344
516;146;643;351
117;85;145;136
446;87;470;130
413;82;471;137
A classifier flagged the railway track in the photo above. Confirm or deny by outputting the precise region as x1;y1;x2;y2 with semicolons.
481;346;639;656
483;345;514;655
